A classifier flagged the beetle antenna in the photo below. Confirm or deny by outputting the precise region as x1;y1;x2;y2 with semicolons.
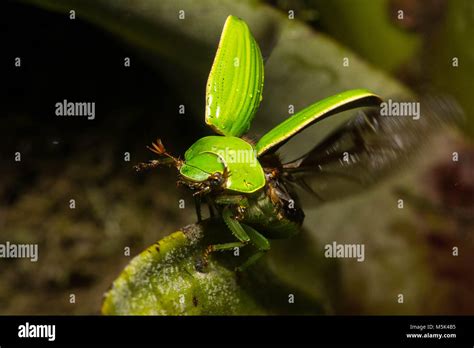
147;138;182;167
134;139;184;172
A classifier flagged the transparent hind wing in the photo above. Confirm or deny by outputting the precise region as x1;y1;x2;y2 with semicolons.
281;96;462;205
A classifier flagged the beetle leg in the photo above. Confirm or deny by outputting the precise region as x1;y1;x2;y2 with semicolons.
134;157;178;172
202;220;271;271
133;160;160;172
201;206;250;269
205;196;217;218
194;195;202;222
221;206;251;243
201;207;270;271
192;185;211;197
267;182;282;206
236;224;270;272
202;241;246;266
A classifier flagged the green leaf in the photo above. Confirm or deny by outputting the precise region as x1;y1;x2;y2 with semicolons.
102;220;331;315
205;15;264;137
255;89;382;156
312;0;421;72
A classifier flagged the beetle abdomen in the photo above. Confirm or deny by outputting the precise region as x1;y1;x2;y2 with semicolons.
242;188;304;239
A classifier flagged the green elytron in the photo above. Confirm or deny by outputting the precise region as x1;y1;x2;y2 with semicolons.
136;15;432;270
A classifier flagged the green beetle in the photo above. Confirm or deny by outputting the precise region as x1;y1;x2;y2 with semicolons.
136;15;453;271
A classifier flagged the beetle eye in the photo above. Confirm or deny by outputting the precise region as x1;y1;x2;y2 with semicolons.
209;173;223;186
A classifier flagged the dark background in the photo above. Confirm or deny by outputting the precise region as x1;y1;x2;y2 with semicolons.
2;1;202;314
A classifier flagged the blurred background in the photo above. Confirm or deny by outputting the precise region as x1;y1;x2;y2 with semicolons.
1;0;473;314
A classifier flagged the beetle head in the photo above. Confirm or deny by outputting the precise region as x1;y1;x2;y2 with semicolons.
136;139;228;196
178;152;228;195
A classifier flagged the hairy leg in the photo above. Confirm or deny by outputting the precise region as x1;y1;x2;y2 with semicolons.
236;224;270;272
203;204;270;271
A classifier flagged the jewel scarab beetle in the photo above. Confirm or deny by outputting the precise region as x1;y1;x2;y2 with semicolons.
136;15;455;271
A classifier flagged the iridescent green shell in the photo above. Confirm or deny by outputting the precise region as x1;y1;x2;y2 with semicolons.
205;15;264;137
180;136;265;193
